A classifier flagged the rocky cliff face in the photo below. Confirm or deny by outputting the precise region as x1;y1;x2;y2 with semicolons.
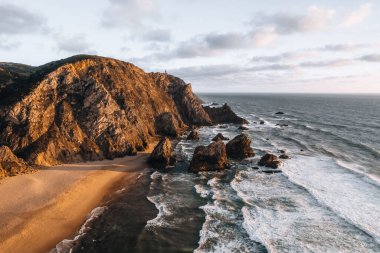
0;55;213;166
0;146;32;177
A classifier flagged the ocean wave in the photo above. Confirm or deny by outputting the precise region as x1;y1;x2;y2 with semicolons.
50;206;107;253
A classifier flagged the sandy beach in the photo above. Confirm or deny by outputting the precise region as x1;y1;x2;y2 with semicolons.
0;144;155;253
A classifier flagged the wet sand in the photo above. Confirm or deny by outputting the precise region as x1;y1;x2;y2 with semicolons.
0;144;155;253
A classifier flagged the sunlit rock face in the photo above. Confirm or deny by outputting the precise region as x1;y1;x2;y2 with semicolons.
0;55;212;166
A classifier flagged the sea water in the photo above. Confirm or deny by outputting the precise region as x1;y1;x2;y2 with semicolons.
53;94;380;253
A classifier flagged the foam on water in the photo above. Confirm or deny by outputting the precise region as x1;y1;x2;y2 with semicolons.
281;155;380;242
231;170;380;253
50;206;107;253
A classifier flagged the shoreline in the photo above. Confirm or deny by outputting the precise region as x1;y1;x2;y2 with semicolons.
0;144;156;253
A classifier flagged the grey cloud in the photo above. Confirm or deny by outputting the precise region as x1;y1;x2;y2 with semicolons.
204;32;248;49
56;34;95;54
0;39;21;50
141;29;171;42
320;43;369;51
251;6;335;35
0;4;47;35
359;54;380;62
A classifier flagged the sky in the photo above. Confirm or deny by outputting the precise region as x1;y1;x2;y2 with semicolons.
1;0;380;93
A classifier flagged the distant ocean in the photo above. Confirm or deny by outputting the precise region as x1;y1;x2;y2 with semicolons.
52;94;380;253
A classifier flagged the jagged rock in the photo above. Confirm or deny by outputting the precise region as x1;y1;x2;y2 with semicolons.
218;125;228;129
226;134;254;159
203;103;248;124
186;130;200;140
189;141;228;172
212;133;229;142
259;170;282;174
258;153;281;168
260;120;265;125
279;154;290;159
275;111;285;115
155;112;183;137
252;166;259;170
238;126;249;130
148;138;174;168
0;146;32;178
0;55;215;166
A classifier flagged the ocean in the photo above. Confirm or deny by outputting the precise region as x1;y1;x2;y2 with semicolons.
52;94;380;253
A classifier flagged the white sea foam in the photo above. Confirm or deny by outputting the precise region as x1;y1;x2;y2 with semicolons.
231;169;380;253
50;206;107;253
281;155;380;243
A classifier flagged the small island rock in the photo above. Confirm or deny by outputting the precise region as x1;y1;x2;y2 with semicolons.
148;138;174;168
212;133;229;142
187;130;200;140
189;141;228;172
258;153;281;169
226;134;255;159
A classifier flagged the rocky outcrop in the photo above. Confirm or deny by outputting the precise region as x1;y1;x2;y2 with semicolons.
186;130;200;140
155;112;183;137
148;138;174;168
279;154;290;159
238;125;249;130
275;112;284;115
258;153;281;168
0;55;216;166
226;134;254;159
189;141;228;172
203;103;248;125
212;133;229;141
0;146;33;178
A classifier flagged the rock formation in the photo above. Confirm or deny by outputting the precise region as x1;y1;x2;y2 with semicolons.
212;133;229;141
203;103;248;125
148;138;174;168
186;130;200;140
0;146;32;178
226;134;254;159
0;55;218;166
189;141;228;172
258;153;281;168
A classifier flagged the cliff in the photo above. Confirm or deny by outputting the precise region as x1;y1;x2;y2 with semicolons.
0;55;247;172
0;55;214;167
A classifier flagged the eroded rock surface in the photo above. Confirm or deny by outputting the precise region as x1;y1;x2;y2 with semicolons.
258;153;281;168
212;133;229;142
189;141;228;172
0;55;213;166
186;130;200;140
226;134;254;159
148;138;174;168
203;103;248;125
0;146;32;178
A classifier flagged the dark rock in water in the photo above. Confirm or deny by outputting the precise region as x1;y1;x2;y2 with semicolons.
300;149;304;152
189;141;228;172
226;134;254;159
253;122;257;124
252;166;260;170
203;103;248;125
266;138;270;140
260;120;265;125
238;126;249;130
0;146;33;178
275;111;285;115
212;133;229;142
276;124;288;127
279;154;290;159
259;169;282;174
258;153;281;168
148;138;174;168
211;102;218;106
186;130;200;140
218;125;228;129
279;149;286;154
155;112;183;137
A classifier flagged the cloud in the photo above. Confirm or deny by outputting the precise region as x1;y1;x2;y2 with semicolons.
339;3;372;28
55;34;95;54
320;43;369;51
359;54;380;62
0;4;47;35
140;29;171;42
102;0;159;29
0;39;21;50
252;51;317;63
252;5;335;34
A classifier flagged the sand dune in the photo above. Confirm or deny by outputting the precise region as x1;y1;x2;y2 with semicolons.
0;144;155;253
